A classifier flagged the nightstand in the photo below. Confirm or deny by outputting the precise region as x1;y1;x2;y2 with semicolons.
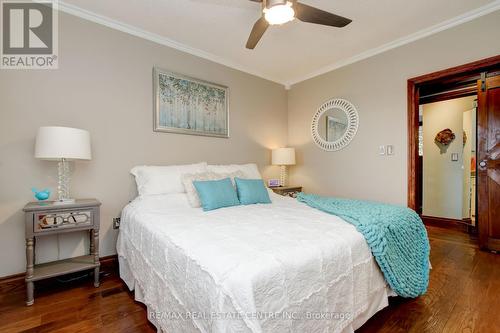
22;199;101;306
270;186;302;198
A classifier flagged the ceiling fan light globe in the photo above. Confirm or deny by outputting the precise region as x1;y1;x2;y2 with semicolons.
263;2;295;25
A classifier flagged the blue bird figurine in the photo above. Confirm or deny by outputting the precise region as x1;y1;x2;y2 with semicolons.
32;188;51;201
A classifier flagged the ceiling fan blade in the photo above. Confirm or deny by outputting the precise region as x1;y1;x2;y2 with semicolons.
294;2;352;27
246;17;269;49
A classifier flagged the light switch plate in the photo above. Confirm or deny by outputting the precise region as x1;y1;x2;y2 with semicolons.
387;145;394;155
379;145;386;155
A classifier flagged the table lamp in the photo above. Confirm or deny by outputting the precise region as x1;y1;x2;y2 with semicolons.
35;126;92;204
272;147;295;187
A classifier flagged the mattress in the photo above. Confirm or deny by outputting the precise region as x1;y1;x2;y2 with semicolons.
117;191;395;333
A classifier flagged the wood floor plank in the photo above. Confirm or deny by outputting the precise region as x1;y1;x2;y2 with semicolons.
47;318;102;333
0;315;42;333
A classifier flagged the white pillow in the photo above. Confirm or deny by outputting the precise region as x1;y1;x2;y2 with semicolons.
132;193;191;211
207;163;262;179
131;162;207;196
181;171;245;207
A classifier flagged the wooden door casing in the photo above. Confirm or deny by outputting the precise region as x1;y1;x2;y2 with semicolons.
477;75;500;251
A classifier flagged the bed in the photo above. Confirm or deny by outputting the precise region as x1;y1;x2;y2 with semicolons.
117;190;396;333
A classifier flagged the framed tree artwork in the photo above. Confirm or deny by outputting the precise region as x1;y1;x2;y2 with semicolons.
153;67;229;138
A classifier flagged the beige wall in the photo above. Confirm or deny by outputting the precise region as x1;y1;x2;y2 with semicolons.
287;11;500;204
422;96;475;219
0;13;288;277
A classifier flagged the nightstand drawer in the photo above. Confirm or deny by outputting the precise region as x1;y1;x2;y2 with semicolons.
34;209;93;233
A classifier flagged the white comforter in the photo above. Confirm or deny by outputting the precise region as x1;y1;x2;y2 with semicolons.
117;191;392;333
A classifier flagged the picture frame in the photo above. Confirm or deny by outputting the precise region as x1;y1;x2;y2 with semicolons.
153;67;229;138
268;179;280;187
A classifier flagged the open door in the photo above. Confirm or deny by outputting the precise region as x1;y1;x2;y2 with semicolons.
477;74;500;251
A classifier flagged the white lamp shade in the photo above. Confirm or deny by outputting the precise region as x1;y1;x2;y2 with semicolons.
35;126;92;160
272;147;296;165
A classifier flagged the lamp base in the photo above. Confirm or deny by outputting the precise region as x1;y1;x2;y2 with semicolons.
57;158;73;203
280;165;288;187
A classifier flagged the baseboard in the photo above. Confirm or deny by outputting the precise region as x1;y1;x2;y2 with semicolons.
100;254;119;272
0;254;118;292
422;215;476;234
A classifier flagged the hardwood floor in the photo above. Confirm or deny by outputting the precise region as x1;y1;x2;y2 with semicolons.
0;271;156;333
358;225;500;333
0;225;498;333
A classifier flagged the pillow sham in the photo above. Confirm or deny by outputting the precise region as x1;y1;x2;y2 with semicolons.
133;193;191;210
207;163;262;179
193;178;240;211
235;178;271;205
130;162;207;196
181;170;245;208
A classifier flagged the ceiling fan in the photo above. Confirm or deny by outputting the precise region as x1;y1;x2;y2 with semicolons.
246;0;352;49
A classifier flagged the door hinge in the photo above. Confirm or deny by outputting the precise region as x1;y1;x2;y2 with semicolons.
481;72;486;92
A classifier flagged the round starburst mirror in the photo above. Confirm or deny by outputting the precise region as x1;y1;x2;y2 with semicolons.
311;98;359;151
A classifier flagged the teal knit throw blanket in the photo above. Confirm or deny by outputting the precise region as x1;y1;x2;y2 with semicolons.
297;193;430;298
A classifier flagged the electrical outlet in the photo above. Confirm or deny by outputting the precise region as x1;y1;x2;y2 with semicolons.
113;217;121;229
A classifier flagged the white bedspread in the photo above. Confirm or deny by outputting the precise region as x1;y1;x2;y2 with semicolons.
117;192;393;333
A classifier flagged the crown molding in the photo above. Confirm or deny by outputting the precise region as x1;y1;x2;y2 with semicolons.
58;1;500;90
284;1;500;88
57;1;285;86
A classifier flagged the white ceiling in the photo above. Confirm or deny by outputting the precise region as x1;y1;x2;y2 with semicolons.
61;0;500;87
